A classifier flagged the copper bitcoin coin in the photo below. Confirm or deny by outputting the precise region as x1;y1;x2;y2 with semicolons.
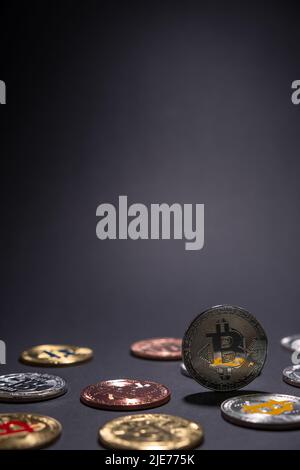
80;379;171;410
130;338;182;360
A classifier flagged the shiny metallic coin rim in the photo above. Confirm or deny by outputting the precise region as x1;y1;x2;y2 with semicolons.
183;304;268;391
130;338;182;360
80;379;171;410
221;393;300;430
0;373;67;402
99;413;204;450
20;344;93;367
283;365;300;388
180;362;191;378
281;335;300;352
0;412;62;450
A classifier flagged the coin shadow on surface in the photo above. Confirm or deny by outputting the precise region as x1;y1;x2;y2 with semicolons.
184;390;267;407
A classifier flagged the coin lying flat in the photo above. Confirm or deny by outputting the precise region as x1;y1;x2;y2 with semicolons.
283;365;300;388
183;305;267;391
81;379;171;410
281;335;300;352
0;373;67;402
99;414;204;450
0;413;62;449
221;393;300;430
181;362;191;378
20;344;93;366
131;338;182;360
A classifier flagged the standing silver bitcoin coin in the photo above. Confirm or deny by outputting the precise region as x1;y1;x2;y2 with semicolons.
183;305;267;391
281;335;300;352
283;365;300;388
221;393;300;429
0;373;67;402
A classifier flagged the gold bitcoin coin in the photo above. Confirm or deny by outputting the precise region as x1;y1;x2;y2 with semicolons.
20;344;93;366
0;413;62;449
99;413;204;450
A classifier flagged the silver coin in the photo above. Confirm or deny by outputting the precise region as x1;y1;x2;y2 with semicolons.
0;373;67;402
221;393;300;429
180;362;191;378
281;335;300;352
182;305;267;391
283;365;300;388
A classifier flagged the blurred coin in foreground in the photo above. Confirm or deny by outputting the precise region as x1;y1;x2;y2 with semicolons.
283;365;300;388
99;413;203;450
20;344;93;366
131;338;182;360
281;335;300;352
81;379;171;410
0;413;61;449
183;305;267;391
221;393;300;429
0;373;67;402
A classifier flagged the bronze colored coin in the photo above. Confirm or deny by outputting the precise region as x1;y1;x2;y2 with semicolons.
0;413;62;449
20;344;93;366
99;413;204;450
80;379;171;410
131;338;182;360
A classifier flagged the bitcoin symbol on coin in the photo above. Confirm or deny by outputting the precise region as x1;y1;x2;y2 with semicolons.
0;420;35;435
242;400;294;416
206;319;246;380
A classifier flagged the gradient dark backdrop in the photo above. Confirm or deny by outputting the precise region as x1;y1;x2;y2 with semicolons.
1;0;300;449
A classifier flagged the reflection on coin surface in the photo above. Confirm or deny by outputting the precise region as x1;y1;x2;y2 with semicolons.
131;338;182;360
283;365;300;388
181;362;191;378
81;379;171;410
99;414;204;450
0;413;62;449
281;335;300;352
183;305;267;391
0;373;67;402
20;344;93;366
221;393;300;429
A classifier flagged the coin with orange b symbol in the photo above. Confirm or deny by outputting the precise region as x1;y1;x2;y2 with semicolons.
221;394;300;429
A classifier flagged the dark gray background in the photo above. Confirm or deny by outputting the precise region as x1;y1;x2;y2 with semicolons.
1;0;300;450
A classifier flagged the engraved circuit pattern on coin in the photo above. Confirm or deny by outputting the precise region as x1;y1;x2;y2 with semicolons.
0;373;67;402
281;335;300;352
283;365;300;388
99;413;204;450
131;338;182;360
80;379;171;410
221;393;300;429
183;305;267;391
0;413;62;449
20;344;93;366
